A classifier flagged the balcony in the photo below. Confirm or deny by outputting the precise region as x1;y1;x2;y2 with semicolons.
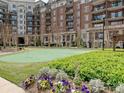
92;0;105;5
108;0;124;11
46;16;51;19
27;23;32;27
10;16;17;21
27;18;33;21
46;22;51;26
66;18;73;22
0;9;4;13
93;14;105;23
66;3;73;8
66;9;73;15
92;20;103;23
107;16;124;21
107;6;124;11
26;12;32;16
0;15;3;19
10;11;17;15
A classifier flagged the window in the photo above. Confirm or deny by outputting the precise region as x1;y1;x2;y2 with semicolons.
111;11;122;18
77;11;80;17
42;14;44;18
11;21;16;25
28;27;32;32
60;8;63;13
84;15;89;21
53;11;56;15
13;4;16;8
28;6;31;9
20;26;23;30
77;4;80;10
94;24;103;27
0;9;3;12
53;17;56;21
84;6;89;12
60;22;63;27
60;15;63;20
20;9;23;13
111;0;123;7
84;24;89;29
20;15;23;18
0;14;3;18
111;21;122;25
20;21;23;24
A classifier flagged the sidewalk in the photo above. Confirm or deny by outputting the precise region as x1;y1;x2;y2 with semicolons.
0;77;25;93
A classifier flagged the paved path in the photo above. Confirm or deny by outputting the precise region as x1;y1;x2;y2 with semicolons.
0;77;25;93
0;52;14;56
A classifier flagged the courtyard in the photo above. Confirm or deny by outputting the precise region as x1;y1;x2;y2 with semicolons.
0;48;124;93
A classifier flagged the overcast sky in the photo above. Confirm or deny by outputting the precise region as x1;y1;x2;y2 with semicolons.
36;0;48;3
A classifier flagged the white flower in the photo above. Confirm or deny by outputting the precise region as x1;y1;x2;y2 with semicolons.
71;89;76;93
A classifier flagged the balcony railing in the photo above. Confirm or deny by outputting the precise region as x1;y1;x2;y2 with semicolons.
92;0;105;5
66;9;73;14
111;1;123;8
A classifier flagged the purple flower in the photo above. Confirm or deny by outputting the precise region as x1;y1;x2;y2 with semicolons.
61;80;69;86
52;88;55;92
81;84;90;93
49;81;53;87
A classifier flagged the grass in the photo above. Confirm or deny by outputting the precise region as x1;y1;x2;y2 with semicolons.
0;49;124;86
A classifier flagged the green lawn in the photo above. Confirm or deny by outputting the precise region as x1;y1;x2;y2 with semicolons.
0;49;124;87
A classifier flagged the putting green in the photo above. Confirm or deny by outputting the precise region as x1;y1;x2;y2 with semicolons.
0;48;92;63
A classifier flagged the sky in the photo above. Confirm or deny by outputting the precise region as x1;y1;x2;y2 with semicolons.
35;0;48;3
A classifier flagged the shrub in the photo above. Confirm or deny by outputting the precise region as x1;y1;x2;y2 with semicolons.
38;67;50;78
73;76;82;86
48;68;58;79
115;84;124;93
56;70;68;81
89;79;105;93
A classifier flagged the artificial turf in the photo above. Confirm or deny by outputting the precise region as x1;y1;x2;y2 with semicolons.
0;48;92;63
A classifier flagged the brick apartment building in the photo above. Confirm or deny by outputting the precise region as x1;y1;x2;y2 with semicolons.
41;0;81;47
81;0;124;48
0;0;124;48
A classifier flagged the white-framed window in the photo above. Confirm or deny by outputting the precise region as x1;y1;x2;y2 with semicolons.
60;8;63;13
60;15;63;20
84;6;89;13
42;14;44;18
84;14;89;21
84;24;89;29
60;22;63;27
53;10;56;15
77;4;80;10
53;17;56;21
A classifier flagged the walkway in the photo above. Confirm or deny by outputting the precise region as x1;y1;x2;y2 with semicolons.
0;77;25;93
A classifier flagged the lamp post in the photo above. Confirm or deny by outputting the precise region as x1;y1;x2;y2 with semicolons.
102;17;105;51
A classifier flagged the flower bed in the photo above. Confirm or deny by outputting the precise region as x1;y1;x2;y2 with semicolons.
22;67;122;93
